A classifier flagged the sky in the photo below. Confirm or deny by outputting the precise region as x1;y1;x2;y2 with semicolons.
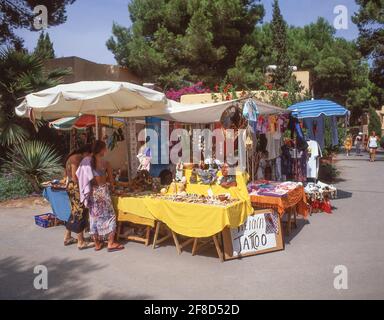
16;0;360;65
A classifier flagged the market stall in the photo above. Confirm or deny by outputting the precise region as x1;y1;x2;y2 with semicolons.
110;96;295;260
247;180;308;235
18;81;307;261
287;99;348;213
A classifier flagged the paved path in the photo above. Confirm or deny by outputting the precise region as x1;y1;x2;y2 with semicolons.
1;151;383;299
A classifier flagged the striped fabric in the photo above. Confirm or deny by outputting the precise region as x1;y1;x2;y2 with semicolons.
49;115;125;130
288;99;349;119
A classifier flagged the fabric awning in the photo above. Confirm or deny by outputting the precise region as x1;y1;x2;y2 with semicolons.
49;115;125;131
287;99;349;119
15;81;167;120
108;98;288;123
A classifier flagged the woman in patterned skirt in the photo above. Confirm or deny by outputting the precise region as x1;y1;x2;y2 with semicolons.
64;144;94;249
77;140;124;252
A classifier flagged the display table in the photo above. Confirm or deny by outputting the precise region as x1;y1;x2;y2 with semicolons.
248;181;309;217
112;195;155;246
113;169;253;238
183;169;253;215
42;187;71;222
113;195;249;238
248;181;309;235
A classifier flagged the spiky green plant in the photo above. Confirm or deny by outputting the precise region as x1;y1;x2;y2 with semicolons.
0;47;71;147
3;140;63;192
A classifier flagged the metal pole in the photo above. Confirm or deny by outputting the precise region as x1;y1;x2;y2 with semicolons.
95;110;99;140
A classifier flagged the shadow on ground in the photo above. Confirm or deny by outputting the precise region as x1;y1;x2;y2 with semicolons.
283;218;310;244
335;189;353;200
0;256;151;300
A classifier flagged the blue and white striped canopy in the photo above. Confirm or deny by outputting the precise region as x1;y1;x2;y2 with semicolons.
288;99;349;119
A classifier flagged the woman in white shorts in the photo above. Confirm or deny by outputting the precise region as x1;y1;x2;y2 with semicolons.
367;131;379;162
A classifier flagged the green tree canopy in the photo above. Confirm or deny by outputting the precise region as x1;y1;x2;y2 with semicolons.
107;0;265;89
368;107;382;137
34;31;55;60
0;0;76;49
270;0;291;88
353;0;384;89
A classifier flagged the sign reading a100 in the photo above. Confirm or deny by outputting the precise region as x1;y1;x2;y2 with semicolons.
231;213;277;256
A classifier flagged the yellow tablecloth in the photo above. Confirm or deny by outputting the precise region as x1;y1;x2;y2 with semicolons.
113;169;253;238
113;196;153;220
183;169;253;213
144;198;249;238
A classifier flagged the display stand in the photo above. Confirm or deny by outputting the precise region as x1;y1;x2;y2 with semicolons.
116;210;154;246
191;234;224;262
222;209;284;260
152;221;181;253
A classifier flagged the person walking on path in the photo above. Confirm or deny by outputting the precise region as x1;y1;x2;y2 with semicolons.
344;133;353;157
367;131;379;162
355;132;363;156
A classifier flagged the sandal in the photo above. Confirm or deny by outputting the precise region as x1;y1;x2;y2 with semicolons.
94;242;104;251
107;244;125;252
78;242;95;250
64;237;78;246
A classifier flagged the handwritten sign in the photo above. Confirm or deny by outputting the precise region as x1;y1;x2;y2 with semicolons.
222;209;283;259
231;213;277;256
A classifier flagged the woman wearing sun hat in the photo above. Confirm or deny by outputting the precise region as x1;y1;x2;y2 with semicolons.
354;132;363;156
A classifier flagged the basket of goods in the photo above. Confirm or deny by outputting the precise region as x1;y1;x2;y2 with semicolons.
34;213;56;228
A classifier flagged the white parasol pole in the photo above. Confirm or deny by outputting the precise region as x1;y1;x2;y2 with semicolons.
124;118;132;181
95;110;99;140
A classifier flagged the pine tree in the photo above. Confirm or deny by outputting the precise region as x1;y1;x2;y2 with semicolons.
270;0;291;89
0;0;76;49
353;0;384;90
368;107;382;137
34;32;55;60
106;0;265;88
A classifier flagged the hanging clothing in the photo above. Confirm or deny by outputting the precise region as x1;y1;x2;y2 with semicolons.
281;145;292;179
265;132;283;160
303;118;316;140
330;116;339;146
306;140;322;179
303;116;326;150
289;115;308;151
257;158;267;180
243;99;259;134
314;115;325;149
292;149;307;182
275;156;282;181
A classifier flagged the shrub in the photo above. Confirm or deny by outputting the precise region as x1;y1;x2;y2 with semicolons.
368;107;382;137
380;136;384;148
2;140;63;192
319;163;340;182
0;174;34;201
